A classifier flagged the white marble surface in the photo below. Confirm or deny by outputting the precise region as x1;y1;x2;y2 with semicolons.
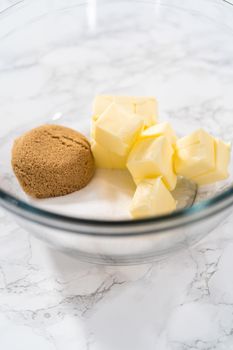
1;0;233;349
1;207;233;350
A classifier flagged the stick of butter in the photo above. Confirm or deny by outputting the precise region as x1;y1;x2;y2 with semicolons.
130;177;177;218
91;141;127;169
174;129;215;179
141;122;177;146
192;139;231;185
95;103;143;157
92;95;158;127
127;136;177;191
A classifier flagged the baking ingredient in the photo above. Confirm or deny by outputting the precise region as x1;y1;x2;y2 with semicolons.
192;138;231;185
93;95;134;116
135;97;158;127
141;122;177;146
92;95;158;127
11;124;95;198
91;141;126;169
95;103;143;156
130;177;177;218
127;136;177;190
174;129;215;179
11;93;231;221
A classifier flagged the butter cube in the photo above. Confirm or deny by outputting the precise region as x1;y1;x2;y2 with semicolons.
92;95;158;127
93;95;134;116
90;121;96;139
91;141;126;169
134;97;158;127
141;122;177;146
95;103;143;156
192;139;231;185
174;129;215;179
127;136;177;190
130;177;177;218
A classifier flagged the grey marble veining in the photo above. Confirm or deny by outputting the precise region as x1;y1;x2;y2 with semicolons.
1;205;233;349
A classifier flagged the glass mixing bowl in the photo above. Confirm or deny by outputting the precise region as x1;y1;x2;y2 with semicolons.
0;0;233;265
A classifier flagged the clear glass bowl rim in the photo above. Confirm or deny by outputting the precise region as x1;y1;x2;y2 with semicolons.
0;0;233;237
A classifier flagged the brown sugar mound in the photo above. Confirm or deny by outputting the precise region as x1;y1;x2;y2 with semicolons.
12;124;95;198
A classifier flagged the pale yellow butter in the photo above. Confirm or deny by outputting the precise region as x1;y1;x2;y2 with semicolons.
130;177;176;218
92;95;158;127
192;139;231;185
93;95;134;116
134;97;158;127
141;122;177;146
95;103;143;156
174;129;215;179
127;136;177;191
91;141;126;169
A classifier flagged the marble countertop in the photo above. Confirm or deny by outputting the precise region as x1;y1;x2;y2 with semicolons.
1;0;233;349
2;205;233;350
